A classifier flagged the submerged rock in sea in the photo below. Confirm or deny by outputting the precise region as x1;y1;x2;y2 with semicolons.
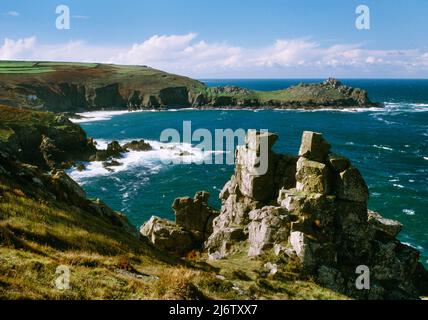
204;129;428;299
123;139;152;152
95;141;125;161
93;140;153;163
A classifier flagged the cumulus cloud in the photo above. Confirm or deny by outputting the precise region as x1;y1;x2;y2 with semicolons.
113;33;244;73
0;37;35;59
1;34;428;77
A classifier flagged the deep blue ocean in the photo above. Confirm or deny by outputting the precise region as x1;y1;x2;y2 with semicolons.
69;79;428;266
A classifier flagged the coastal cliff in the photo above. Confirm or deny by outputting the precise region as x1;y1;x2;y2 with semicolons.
0;61;380;111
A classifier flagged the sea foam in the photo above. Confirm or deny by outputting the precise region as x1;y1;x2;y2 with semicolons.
68;138;225;183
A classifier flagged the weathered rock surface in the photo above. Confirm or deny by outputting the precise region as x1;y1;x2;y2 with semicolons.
123;140;152;152
140;216;195;255
173;191;218;242
336;167;369;202
296;157;331;194
205;129;428;299
248;206;291;256
298;131;331;162
140;192;219;255
368;210;403;239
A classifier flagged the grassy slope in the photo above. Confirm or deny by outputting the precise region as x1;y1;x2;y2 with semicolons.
0;106;346;300
205;85;350;104
0;172;346;300
0;61;205;92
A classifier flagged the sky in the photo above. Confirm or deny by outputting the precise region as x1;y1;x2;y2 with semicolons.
0;0;427;78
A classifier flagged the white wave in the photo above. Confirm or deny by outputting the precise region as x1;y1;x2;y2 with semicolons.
68;138;226;182
393;184;405;189
381;102;428;113
424;157;428;161
403;209;415;216
69;108;205;123
273;107;384;113
69;110;134;123
402;242;424;251
373;144;394;151
409;103;428;107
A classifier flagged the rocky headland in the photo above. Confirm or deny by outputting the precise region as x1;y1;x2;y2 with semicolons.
141;130;428;299
0;61;380;112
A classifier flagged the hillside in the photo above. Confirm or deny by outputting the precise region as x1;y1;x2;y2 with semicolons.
0;106;346;300
0;61;380;111
0;61;206;112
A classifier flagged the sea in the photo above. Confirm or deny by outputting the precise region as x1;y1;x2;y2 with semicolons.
68;79;428;266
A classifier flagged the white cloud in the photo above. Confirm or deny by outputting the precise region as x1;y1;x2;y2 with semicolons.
0;37;35;59
6;11;20;17
72;15;90;20
1;34;428;77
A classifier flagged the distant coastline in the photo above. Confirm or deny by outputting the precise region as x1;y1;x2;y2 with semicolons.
0;61;381;113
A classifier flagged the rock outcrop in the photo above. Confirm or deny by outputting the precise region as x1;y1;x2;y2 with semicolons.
123;139;152;152
205;130;428;299
140;192;219;255
0;105;97;170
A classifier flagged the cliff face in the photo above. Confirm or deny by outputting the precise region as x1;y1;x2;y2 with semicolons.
0;61;380;111
0;62;205;112
0;105;96;170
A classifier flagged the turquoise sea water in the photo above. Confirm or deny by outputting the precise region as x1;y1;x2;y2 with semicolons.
69;79;428;266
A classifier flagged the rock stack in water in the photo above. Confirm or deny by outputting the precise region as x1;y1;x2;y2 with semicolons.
205;130;428;299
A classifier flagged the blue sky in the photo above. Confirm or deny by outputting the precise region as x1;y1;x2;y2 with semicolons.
1;0;427;78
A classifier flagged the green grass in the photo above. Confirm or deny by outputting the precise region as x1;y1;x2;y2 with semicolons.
0;126;14;143
37;62;99;68
0;68;54;74
0;61;55;74
0;154;349;300
0;105;56;126
0;61;36;68
204;85;348;104
206;248;348;300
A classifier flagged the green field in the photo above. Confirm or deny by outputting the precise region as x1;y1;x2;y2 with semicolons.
0;61;56;74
